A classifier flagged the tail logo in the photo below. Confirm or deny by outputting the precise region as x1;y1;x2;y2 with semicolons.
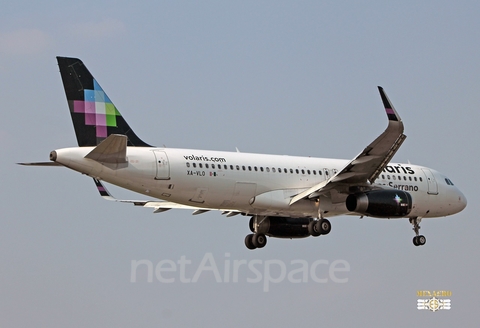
72;80;121;138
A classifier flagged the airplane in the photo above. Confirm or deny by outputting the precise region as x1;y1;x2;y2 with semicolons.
20;57;467;250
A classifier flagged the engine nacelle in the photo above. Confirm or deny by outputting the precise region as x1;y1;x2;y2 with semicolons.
345;190;412;218
254;216;311;238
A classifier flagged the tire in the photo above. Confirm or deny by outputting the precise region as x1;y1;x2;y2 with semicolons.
417;235;426;246
413;236;419;246
252;233;267;248
245;234;256;250
315;219;331;235
309;221;320;237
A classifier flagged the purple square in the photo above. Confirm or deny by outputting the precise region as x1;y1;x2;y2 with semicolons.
73;100;85;113
85;113;96;125
96;126;107;138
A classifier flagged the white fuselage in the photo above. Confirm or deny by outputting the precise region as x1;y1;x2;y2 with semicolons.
53;146;467;219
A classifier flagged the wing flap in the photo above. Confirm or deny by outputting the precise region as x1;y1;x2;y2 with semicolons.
93;178;240;215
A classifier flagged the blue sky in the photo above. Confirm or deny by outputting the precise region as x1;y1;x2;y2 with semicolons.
1;1;478;327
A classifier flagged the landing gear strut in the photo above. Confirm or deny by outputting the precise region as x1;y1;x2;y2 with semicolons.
409;217;426;246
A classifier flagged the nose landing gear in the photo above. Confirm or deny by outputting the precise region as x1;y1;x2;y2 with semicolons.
410;217;426;246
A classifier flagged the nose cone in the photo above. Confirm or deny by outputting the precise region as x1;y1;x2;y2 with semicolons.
448;187;467;216
457;189;467;212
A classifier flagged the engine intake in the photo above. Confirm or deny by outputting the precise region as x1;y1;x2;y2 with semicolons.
346;190;412;218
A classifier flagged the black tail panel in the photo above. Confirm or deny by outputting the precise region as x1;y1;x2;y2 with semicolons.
57;57;151;147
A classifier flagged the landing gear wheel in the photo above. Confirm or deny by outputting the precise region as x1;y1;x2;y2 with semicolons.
252;233;267;248
309;221;320;237
245;234;256;250
413;236;419;246
410;217;426;247
315;219;331;235
418;235;426;245
413;235;426;246
317;219;332;235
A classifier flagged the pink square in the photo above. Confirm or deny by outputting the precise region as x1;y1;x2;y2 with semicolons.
96;126;107;137
73;100;85;113
85;101;96;114
96;114;106;126
85;113;96;125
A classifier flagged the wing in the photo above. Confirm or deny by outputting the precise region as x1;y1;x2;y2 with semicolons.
93;179;241;216
290;87;406;205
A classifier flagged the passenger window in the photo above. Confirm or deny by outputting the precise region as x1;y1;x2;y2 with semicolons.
193;163;197;168
254;166;258;172
409;176;412;181
381;174;385;179
186;162;190;168
212;164;215;169
290;169;293;174
199;163;203;168
419;177;423;182
230;165;234;170
301;169;305;174
266;167;270;172
224;164;228;170
242;166;245;171
319;171;322;176
387;175;390;179
236;165;240;170
278;168;281;173
414;177;417;181
284;168;287;173
248;166;252;171
307;170;311;175
205;164;209;169
272;168;276;173
393;176;396;180
313;170;316;175
260;167;264;172
296;169;299;174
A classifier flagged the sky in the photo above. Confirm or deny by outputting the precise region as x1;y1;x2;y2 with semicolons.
1;1;479;327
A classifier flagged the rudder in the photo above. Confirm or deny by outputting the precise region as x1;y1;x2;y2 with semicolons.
57;57;151;147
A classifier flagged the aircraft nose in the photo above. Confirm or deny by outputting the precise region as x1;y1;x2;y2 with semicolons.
456;189;467;213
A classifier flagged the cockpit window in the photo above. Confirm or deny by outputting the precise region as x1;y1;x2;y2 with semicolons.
445;178;455;186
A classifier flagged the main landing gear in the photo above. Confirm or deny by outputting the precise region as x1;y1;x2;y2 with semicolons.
244;217;332;250
308;219;331;237
245;217;268;250
245;233;267;250
409;217;426;246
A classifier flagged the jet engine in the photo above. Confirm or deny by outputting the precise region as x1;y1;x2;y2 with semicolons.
345;190;412;218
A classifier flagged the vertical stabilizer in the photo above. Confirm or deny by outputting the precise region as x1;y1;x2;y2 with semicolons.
57;57;151;147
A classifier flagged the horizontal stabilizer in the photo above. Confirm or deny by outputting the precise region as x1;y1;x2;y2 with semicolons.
85;134;127;163
17;162;63;166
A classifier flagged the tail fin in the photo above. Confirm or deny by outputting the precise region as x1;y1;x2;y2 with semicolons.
57;57;151;147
